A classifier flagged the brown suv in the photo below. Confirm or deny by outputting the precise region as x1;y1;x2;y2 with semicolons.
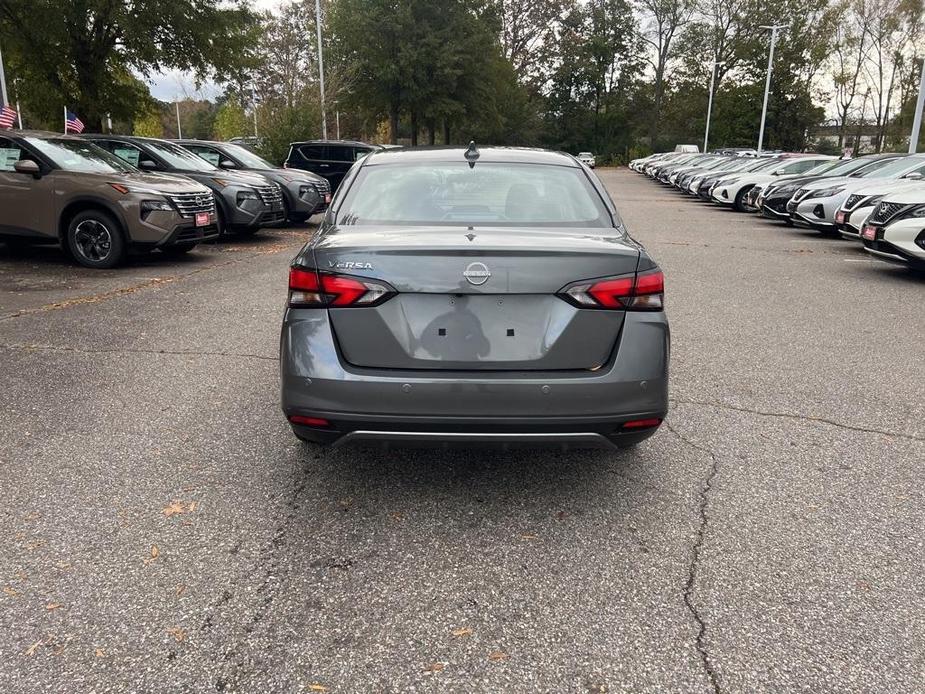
0;131;217;268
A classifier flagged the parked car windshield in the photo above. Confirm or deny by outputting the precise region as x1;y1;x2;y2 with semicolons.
802;159;849;175
223;143;275;170
847;157;900;177
25;137;136;174
338;162;612;228
145;140;218;171
856;156;917;178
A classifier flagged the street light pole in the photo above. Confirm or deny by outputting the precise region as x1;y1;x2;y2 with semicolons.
703;59;725;153
757;25;787;153
251;83;259;138
315;0;327;139
908;59;925;153
175;100;182;139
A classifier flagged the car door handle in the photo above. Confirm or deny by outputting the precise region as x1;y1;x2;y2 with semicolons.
319;163;330;168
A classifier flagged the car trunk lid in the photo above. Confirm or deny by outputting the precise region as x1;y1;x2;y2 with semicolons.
311;226;640;371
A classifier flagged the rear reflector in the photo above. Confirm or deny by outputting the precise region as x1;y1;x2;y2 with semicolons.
289;415;330;427
621;418;663;430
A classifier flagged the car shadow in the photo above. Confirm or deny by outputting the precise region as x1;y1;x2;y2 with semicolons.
307;440;668;509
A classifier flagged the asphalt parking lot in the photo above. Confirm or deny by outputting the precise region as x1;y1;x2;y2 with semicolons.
1;168;923;693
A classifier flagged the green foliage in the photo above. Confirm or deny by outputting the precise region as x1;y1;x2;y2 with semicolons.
329;0;534;144
133;110;163;138
0;0;257;130
213;103;250;141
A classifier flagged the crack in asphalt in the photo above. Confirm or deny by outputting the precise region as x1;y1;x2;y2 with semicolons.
665;419;722;694
670;397;924;442
0;342;277;362
208;450;317;692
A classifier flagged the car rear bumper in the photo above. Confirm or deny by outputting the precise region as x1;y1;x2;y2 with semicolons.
280;309;670;448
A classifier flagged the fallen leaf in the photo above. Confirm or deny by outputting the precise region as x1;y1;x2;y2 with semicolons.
162;501;185;517
25;641;42;657
166;627;186;642
488;650;510;662
451;627;472;637
142;545;161;565
307;685;329;692
187;501;197;513
389;511;404;522
423;662;446;673
176;584;186;597
520;533;538;541
46;603;64;610
556;510;568;520
3;586;17;597
95;648;106;658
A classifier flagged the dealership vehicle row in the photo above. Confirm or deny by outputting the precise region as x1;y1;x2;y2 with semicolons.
0;131;347;267
630;149;925;272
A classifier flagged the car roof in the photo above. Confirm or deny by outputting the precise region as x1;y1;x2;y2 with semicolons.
291;139;380;148
4;130;84;140
360;146;581;167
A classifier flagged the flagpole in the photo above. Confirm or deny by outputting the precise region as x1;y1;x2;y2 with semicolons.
0;40;10;106
175;101;182;139
13;78;22;128
64;105;67;134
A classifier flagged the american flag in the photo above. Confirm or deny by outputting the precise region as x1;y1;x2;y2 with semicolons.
0;105;16;129
65;110;85;133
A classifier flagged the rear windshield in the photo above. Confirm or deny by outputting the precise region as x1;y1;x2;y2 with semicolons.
337;162;612;227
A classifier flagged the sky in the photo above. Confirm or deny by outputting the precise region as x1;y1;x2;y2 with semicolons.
145;0;277;103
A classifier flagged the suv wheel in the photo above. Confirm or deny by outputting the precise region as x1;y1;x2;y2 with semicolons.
733;186;752;212
66;210;126;269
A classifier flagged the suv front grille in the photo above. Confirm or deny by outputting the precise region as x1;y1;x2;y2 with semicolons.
256;184;284;207
793;188;810;202
844;193;864;209
869;201;906;224
168;191;215;218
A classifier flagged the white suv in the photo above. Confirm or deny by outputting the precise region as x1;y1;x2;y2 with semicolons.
860;190;925;270
577;152;596;168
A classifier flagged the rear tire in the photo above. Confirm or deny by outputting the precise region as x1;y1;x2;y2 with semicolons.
65;209;126;269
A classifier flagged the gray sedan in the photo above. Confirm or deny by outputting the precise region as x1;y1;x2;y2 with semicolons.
279;145;669;449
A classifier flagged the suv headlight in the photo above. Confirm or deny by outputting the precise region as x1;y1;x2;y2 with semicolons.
140;199;172;212
236;189;260;204
895;204;925;220
806;186;844;199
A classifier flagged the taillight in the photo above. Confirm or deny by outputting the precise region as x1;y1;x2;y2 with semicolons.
288;266;395;308
559;269;664;311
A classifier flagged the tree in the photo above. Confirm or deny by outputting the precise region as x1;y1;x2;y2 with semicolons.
496;0;566;83
0;0;257;131
330;0;518;145
637;0;695;146
133;110;163;138
213;103;250;140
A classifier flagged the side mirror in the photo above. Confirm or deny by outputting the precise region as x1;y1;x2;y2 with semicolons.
905;171;923;180
219;159;236;169
13;160;41;178
139;160;158;170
